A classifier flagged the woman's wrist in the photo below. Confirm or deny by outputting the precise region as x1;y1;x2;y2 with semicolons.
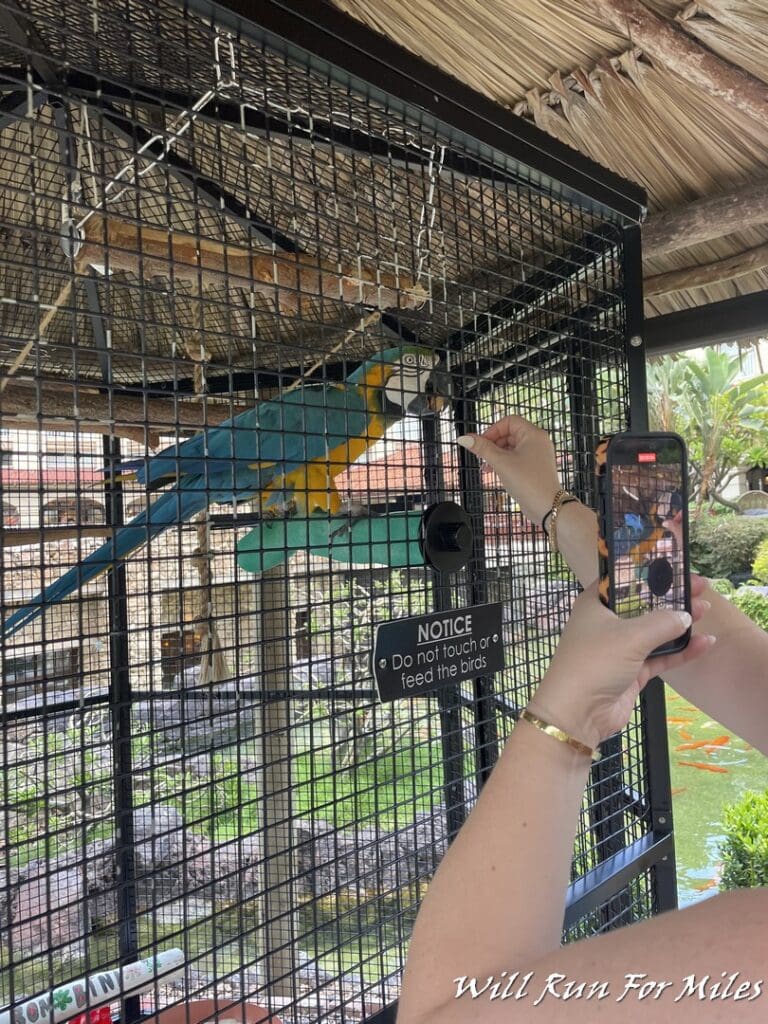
525;677;603;752
527;481;565;526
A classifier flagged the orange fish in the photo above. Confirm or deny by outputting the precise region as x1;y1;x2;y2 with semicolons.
678;729;694;741
677;761;729;774
675;736;730;752
667;717;694;724
670;787;687;796
692;878;718;892
682;706;701;713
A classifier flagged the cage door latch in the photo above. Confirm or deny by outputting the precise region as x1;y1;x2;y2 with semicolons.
419;501;474;572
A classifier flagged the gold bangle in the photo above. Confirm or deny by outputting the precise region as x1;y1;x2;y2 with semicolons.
519;708;601;762
542;489;576;554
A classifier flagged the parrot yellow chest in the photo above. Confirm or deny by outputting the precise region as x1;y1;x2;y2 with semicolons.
261;371;390;516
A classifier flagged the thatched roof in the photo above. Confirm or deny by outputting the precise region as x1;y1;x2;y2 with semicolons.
334;0;768;323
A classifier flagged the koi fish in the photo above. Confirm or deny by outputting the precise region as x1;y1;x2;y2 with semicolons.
677;761;729;774
670;787;687;796
667;717;694;724
692;878;718;892
675;736;730;752
678;729;694;741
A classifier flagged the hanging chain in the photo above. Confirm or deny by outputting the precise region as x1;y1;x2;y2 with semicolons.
415;144;446;285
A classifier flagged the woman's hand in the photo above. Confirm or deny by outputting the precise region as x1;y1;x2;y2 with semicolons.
526;576;715;749
457;415;560;524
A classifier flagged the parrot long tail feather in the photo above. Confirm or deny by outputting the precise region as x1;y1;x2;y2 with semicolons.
2;486;208;639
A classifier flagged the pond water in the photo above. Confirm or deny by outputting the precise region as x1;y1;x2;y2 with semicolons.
666;685;767;907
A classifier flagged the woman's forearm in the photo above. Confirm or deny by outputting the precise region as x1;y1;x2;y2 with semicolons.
397;719;592;1024
553;500;768;754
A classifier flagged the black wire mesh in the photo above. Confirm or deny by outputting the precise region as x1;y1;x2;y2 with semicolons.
0;2;652;1023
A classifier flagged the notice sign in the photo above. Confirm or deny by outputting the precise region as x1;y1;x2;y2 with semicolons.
372;602;505;702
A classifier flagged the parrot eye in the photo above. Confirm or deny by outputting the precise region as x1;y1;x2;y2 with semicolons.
402;353;416;366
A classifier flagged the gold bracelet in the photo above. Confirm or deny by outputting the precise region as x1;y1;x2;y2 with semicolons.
542;489;576;554
519;708;601;762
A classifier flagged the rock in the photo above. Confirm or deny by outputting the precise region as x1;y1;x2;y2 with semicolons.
293;812;446;898
131;693;259;752
9;861;86;960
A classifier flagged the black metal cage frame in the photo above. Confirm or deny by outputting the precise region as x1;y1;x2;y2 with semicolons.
0;3;678;1024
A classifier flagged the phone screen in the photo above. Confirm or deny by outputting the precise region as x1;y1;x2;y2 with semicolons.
607;435;688;618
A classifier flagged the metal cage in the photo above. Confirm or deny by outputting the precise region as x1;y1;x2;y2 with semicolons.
0;2;666;1023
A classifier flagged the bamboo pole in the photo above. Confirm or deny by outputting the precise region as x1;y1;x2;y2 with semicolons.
582;0;768;127
644;241;768;295
643;181;768;260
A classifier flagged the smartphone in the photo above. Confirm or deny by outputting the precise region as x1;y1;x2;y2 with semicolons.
595;431;691;656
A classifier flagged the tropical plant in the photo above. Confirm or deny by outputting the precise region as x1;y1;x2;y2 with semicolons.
647;350;768;516
752;538;768;585
719;789;768;890
689;514;768;578
731;588;768;632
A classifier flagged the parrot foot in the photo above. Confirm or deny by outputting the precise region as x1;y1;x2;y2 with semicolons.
261;499;297;521
329;501;381;541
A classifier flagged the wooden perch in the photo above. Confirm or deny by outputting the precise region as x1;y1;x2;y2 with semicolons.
79;215;429;314
644;241;768;296
643;181;768;259
582;0;768;127
0;381;251;448
3;526;114;547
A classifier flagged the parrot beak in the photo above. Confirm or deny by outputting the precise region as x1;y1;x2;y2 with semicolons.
424;363;451;415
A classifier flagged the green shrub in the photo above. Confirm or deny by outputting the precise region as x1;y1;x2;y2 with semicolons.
731;587;768;631
752;537;768;584
708;577;735;596
719;789;768;891
547;551;572;581
689;515;768;578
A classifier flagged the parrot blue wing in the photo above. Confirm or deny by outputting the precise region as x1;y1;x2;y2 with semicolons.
114;385;373;492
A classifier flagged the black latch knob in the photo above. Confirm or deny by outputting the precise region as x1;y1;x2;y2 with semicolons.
419;501;474;572
438;521;472;551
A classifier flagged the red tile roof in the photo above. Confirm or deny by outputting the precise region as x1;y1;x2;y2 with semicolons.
337;443;496;497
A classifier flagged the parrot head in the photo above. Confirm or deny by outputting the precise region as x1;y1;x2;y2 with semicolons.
348;346;450;418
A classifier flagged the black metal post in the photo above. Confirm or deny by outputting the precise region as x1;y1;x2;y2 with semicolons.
624;224;679;914
451;376;499;789
421;414;467;842
566;321;633;929
85;273;142;1024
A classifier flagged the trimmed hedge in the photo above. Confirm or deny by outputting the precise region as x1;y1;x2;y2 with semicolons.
731;588;768;631
689;514;768;578
753;537;768;584
720;789;768;891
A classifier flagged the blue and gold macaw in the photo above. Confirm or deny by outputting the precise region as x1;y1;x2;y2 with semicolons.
2;346;449;638
613;488;682;571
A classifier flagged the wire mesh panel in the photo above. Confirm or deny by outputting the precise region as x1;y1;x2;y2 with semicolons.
0;2;652;1023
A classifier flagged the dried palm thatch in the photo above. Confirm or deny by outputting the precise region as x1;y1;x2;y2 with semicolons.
336;0;768;320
